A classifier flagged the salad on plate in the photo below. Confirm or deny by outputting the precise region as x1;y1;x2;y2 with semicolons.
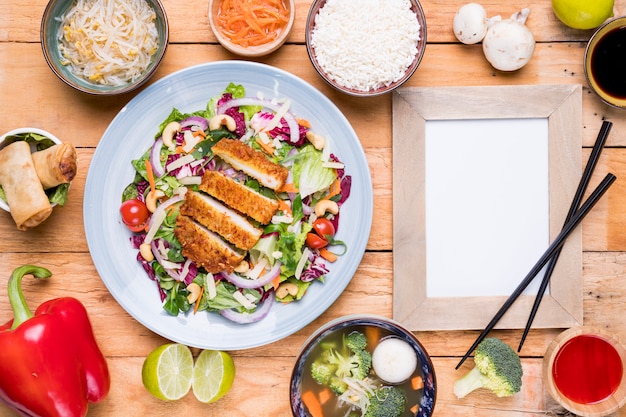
120;83;351;324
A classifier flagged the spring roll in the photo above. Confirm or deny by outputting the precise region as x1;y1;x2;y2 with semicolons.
31;143;77;189
0;141;52;230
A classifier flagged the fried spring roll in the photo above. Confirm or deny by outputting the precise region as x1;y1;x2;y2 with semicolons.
0;141;52;230
31;143;77;189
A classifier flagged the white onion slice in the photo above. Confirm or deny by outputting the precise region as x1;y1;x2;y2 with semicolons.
217;98;300;144
143;193;185;244
150;239;181;281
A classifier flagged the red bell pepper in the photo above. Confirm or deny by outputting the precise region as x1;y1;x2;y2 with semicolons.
0;265;110;417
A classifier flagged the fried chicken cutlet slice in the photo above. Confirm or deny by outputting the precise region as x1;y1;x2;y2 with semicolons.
180;190;263;251
175;215;245;274
212;138;289;190
199;170;279;225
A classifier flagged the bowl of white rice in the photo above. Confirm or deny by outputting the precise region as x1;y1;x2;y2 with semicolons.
305;0;426;97
41;0;168;95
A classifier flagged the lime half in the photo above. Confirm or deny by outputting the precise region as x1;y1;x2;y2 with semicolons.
142;343;194;401
192;349;236;403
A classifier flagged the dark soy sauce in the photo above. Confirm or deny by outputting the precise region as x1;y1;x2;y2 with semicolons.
591;26;626;99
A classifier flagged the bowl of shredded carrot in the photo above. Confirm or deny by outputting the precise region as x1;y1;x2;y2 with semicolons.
209;0;295;57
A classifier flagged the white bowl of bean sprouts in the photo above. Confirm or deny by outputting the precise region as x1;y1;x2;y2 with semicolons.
41;0;168;95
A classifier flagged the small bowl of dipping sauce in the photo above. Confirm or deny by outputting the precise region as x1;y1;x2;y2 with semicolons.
209;0;295;57
585;16;626;108
544;327;626;417
290;314;436;417
305;0;427;96
41;0;169;95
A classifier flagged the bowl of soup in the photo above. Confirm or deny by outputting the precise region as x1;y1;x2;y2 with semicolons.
290;315;436;417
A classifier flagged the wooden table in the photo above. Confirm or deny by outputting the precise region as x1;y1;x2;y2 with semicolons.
2;0;626;415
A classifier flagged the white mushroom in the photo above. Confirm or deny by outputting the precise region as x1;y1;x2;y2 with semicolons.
453;3;489;44
482;8;535;71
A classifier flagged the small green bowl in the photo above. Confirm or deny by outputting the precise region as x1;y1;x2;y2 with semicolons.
40;0;169;95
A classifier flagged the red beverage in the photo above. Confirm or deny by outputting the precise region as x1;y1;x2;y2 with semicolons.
552;334;623;404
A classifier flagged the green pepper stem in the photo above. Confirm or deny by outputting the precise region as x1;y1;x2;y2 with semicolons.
8;265;52;330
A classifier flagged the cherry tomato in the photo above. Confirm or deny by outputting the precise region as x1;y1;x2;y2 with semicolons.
305;232;328;249
312;217;336;239
120;199;150;232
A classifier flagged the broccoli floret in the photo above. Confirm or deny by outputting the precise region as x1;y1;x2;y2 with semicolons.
328;376;348;395
453;337;523;398
345;331;368;352
311;361;334;385
310;330;372;394
364;386;406;417
350;349;372;380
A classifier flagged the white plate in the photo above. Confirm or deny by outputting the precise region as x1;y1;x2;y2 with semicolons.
84;61;373;350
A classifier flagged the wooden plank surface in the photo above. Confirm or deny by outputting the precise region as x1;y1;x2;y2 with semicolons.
2;0;626;416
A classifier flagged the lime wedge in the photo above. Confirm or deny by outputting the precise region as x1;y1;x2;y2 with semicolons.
192;349;236;403
142;343;194;401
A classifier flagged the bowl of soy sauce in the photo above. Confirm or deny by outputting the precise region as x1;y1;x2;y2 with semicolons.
585;16;626;109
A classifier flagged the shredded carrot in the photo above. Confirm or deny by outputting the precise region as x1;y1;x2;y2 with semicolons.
272;274;281;290
410;404;419;415
145;160;156;194
193;285;205;314
411;375;424;390
216;0;290;48
193;130;206;138
322;178;341;201
256;137;275;155
301;391;324;417
278;199;292;216
297;117;311;128
318;388;332;405
277;182;299;193
319;248;338;262
175;145;185;154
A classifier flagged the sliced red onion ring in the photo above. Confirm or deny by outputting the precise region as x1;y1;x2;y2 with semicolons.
221;261;281;289
216;98;299;144
180;116;208;131
150;137;165;177
220;292;274;324
150;239;181;281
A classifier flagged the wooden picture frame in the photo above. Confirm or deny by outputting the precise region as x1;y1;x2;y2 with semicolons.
392;84;583;331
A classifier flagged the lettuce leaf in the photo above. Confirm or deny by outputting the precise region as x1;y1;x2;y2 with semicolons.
293;145;337;198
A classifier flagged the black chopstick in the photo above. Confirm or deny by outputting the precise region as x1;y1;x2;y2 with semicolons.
517;121;612;352
456;172;617;369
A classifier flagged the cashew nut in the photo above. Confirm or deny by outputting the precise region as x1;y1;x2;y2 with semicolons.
209;114;237;132
186;283;202;303
314;199;339;217
145;190;165;213
139;243;154;262
162;121;181;149
276;282;299;299
305;131;325;150
234;260;250;274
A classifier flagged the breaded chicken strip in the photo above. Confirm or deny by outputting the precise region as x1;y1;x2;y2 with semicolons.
200;170;279;225
175;215;245;274
212;138;289;190
180;190;262;251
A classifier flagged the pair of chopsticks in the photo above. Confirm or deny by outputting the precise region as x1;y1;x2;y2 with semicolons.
456;121;616;370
